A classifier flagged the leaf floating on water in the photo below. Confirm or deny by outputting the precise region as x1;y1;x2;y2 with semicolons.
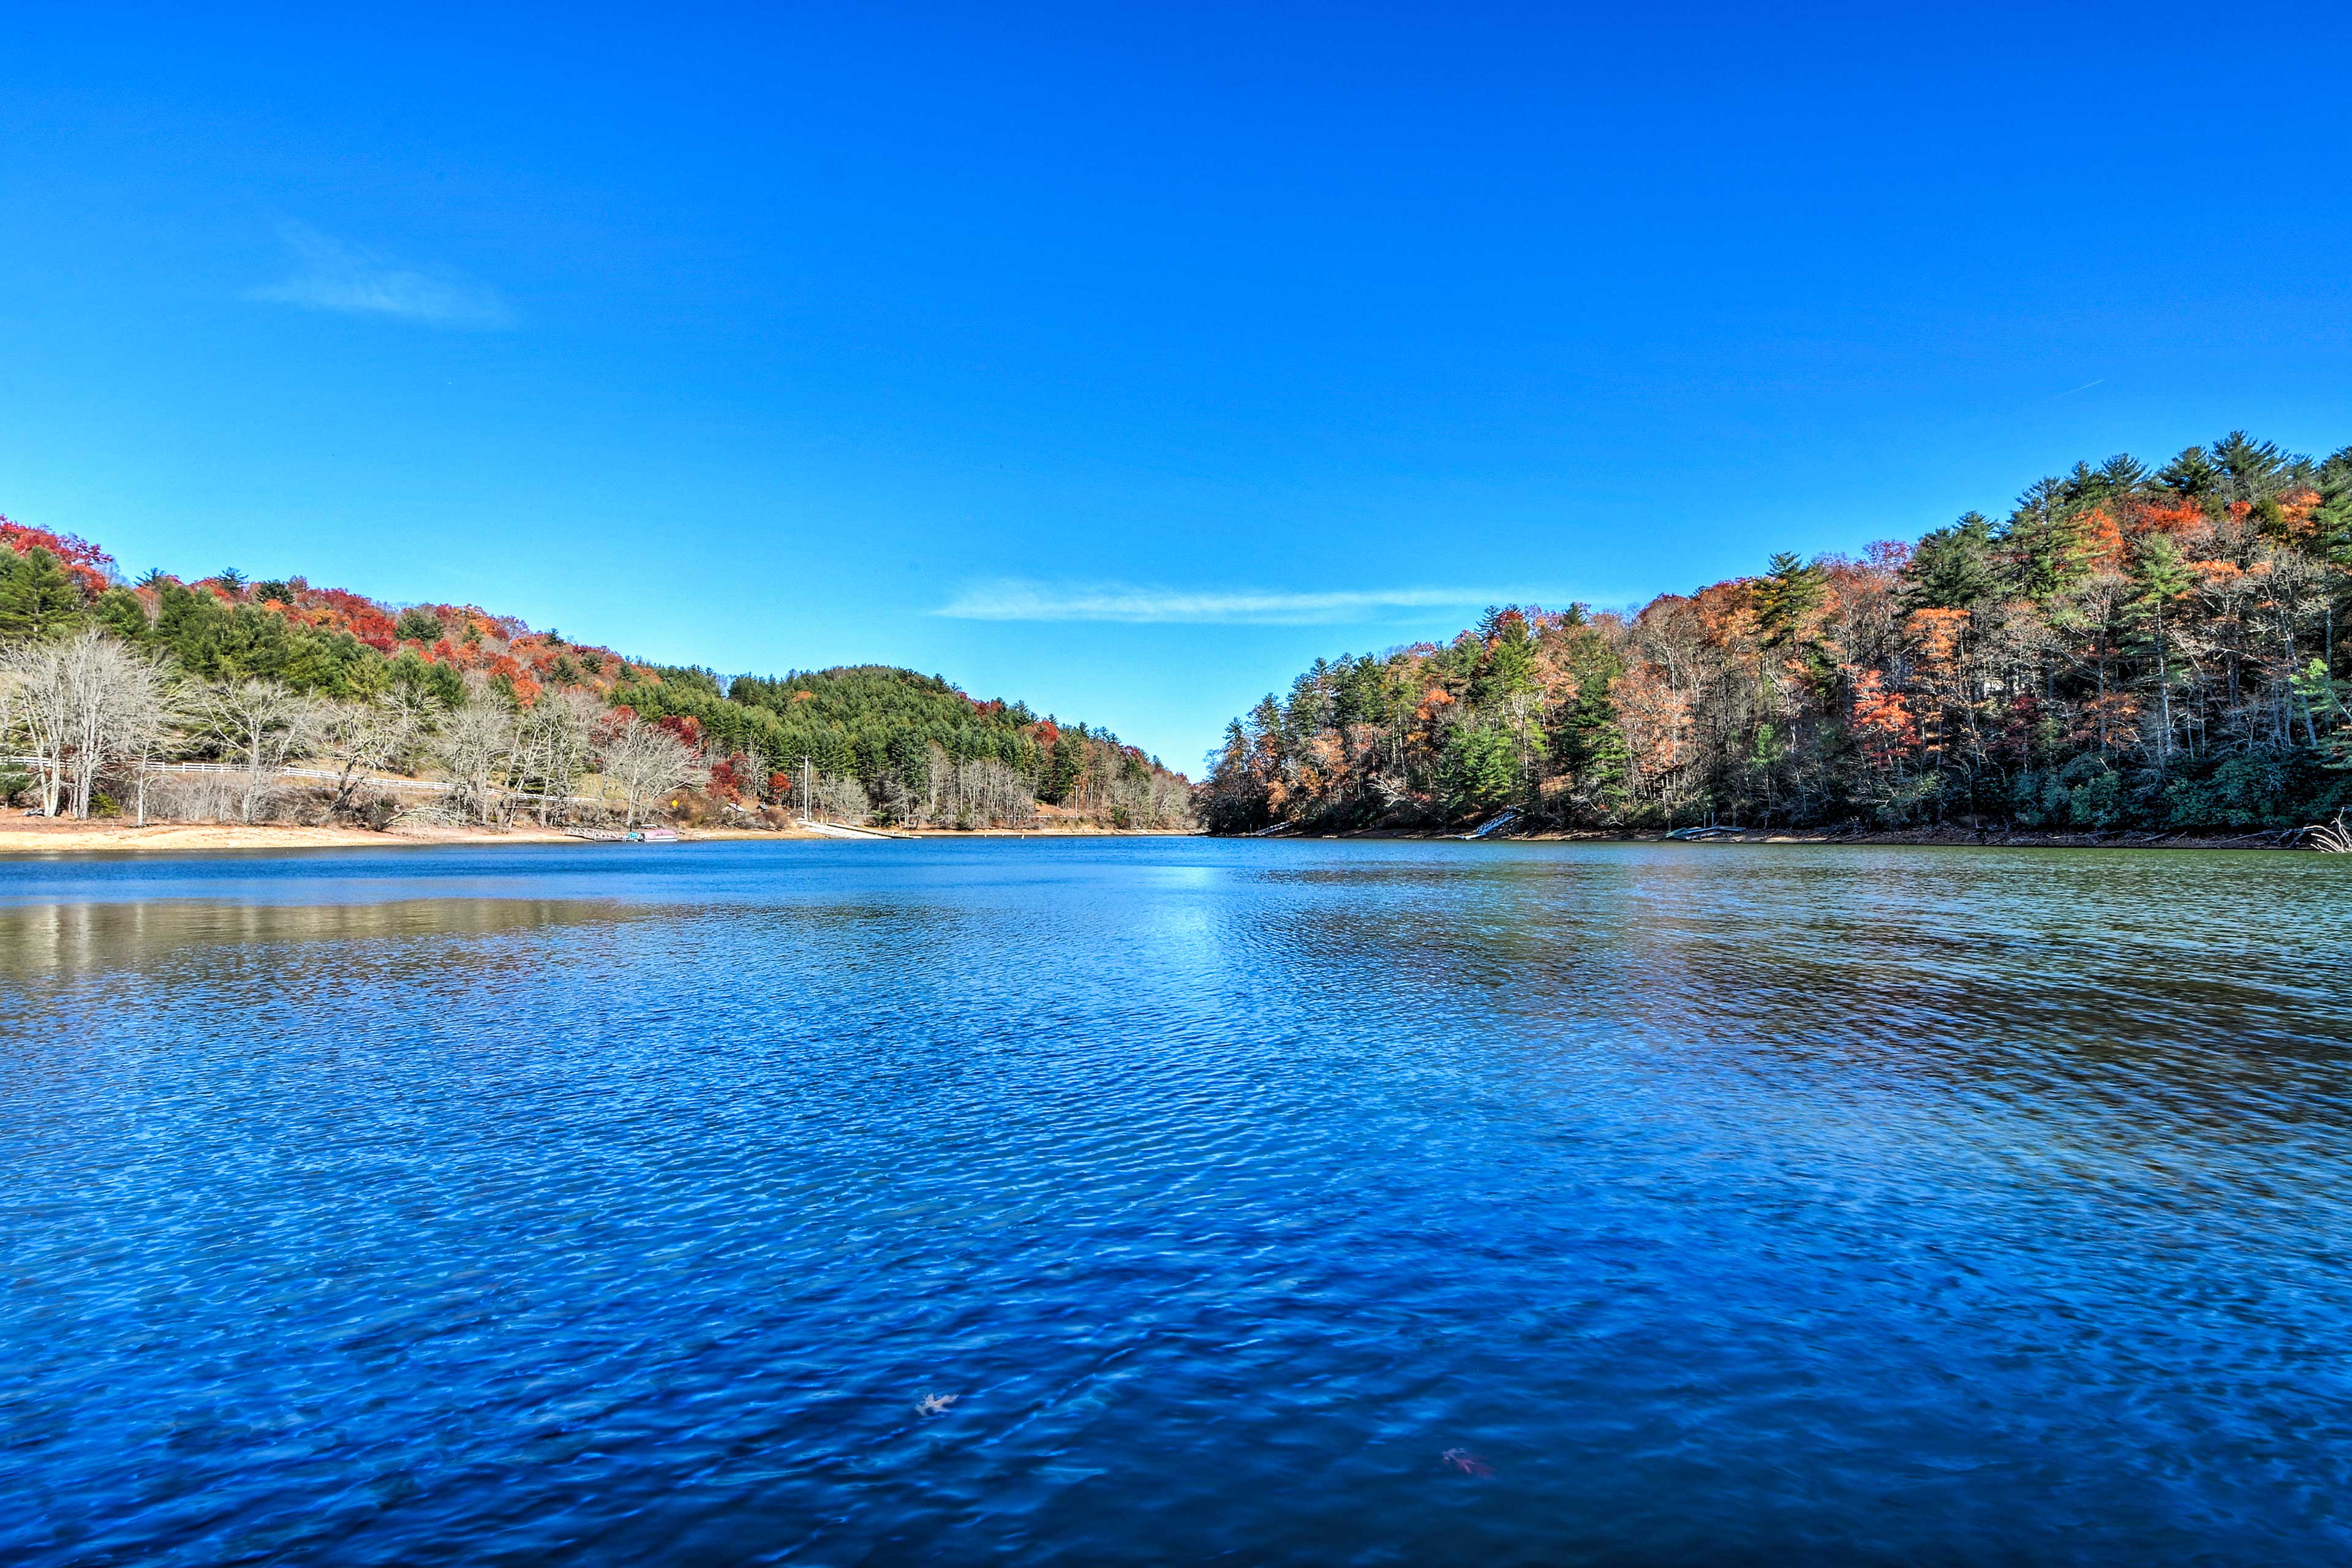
917;1393;959;1417
1439;1447;1494;1478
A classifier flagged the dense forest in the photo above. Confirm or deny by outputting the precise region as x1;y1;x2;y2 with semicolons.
0;516;1189;830
1202;432;2352;837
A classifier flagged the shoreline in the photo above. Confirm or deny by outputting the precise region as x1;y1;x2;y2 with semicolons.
0;819;2318;855
0;820;1200;855
1246;823;2315;851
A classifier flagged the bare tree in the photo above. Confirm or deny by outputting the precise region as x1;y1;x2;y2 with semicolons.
61;633;114;820
317;694;431;818
118;662;185;826
945;758;1035;827
1099;766;1190;831
598;716;705;826
435;701;521;825
876;772;923;825
65;633;179;820
202;679;317;824
0;638;72;815
1;633;180;820
736;741;771;807
514;689;603;824
812;771;870;826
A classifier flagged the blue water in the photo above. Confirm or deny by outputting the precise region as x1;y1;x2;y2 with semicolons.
2;840;2348;1564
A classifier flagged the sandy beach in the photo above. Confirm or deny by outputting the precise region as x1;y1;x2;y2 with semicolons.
0;817;1196;854
0;818;590;854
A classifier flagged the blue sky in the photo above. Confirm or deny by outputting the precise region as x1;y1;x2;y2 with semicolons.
4;2;2349;771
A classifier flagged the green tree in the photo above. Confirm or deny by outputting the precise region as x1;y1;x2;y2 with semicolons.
92;587;155;644
2059;454;2147;506
395;607;444;642
2002;478;2097;601
1472;607;1540;704
2130;534;2195;767
2209;430;2292;505
1042;733;1084;804
0;548;88;640
1442;723;1521;815
2157;445;2220;508
885;729;932;794
1332;654;1404;731
1752;552;1828;647
1555;682;1629;813
1902;514;2001;612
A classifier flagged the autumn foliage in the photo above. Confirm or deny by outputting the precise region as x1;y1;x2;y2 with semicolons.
0;512;1189;828
1205;432;2352;835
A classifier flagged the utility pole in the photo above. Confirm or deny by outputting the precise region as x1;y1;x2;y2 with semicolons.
800;755;812;824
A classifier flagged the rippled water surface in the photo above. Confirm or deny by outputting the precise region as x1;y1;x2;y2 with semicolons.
3;840;2348;1565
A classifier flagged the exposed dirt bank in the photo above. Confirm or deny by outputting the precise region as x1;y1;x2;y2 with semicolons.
0;819;585;854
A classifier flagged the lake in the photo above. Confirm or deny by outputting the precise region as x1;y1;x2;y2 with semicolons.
2;840;2347;1564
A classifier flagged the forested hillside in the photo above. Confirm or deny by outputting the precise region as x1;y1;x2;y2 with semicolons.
0;516;1189;830
1203;432;2352;837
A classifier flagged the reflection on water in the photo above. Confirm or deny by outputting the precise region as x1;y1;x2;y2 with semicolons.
0;897;623;978
1;840;2347;1566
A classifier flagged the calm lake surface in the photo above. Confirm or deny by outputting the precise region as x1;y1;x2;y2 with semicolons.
2;840;2347;1565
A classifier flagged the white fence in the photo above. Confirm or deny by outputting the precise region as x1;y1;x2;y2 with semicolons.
4;756;611;809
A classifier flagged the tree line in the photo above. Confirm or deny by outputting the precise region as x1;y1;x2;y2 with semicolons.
1202;432;2352;837
614;664;1189;829
0;518;1190;831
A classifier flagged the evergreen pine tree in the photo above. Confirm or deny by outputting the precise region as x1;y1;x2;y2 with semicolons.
2130;535;2195;767
1901;514;2000;612
0;548;88;639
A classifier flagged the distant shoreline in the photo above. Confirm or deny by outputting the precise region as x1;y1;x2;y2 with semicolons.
1238;823;2314;851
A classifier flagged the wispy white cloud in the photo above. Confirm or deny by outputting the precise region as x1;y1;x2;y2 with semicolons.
935;580;1534;625
247;219;513;328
